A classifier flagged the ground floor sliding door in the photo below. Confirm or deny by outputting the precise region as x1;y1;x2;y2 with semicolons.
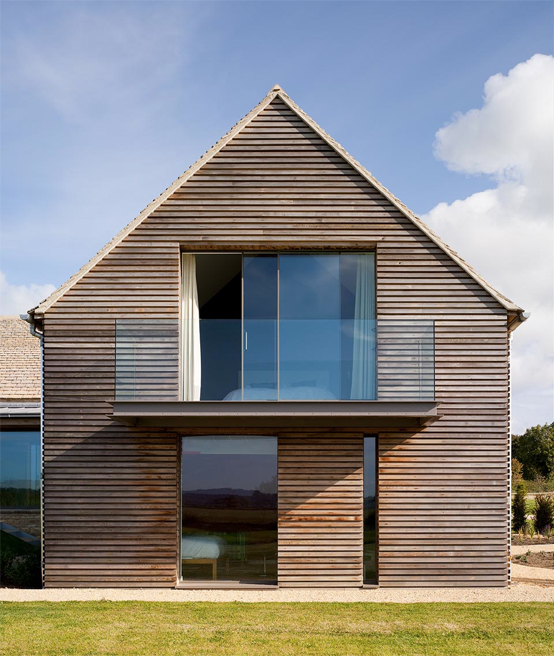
180;434;376;587
180;436;278;583
278;433;377;588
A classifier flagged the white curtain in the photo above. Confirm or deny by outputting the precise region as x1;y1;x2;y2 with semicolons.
350;253;376;400
182;254;201;401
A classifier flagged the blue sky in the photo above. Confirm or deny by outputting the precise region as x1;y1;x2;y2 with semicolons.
1;0;552;431
1;0;550;284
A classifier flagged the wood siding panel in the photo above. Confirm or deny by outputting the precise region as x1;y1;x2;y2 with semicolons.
278;435;364;587
42;97;509;587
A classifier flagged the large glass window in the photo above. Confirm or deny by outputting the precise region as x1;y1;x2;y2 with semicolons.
0;431;40;509
0;430;41;538
280;254;341;399
364;436;377;583
184;252;376;401
195;254;242;400
181;436;277;583
243;255;278;399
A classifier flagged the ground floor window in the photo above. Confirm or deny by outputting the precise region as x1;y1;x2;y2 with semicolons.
364;436;377;583
181;435;277;583
0;429;41;539
0;430;40;510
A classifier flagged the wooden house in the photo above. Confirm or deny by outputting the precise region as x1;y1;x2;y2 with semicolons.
28;85;525;589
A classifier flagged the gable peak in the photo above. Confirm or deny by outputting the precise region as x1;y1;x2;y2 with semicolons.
28;84;525;325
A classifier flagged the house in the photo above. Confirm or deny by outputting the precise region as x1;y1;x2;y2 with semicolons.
27;85;525;589
0;315;41;539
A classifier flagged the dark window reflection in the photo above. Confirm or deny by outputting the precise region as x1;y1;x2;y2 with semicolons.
196;254;242;400
364;436;377;583
181;436;277;583
0;431;40;508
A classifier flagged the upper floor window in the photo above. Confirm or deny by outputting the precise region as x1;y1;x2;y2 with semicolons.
182;252;376;401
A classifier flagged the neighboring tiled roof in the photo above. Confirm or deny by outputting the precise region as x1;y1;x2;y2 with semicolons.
0;316;40;401
28;85;525;326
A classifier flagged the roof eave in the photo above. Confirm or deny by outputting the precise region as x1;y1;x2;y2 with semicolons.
508;310;529;333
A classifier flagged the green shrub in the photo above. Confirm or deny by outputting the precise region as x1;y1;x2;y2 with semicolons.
525;475;554;493
512;482;527;532
534;494;554;534
512;423;554;480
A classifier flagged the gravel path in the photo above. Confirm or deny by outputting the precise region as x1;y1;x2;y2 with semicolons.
512;544;554;555
1;584;552;603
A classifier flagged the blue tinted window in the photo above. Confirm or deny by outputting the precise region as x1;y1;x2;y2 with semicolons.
279;254;341;399
190;252;376;401
243;255;278;399
0;431;40;508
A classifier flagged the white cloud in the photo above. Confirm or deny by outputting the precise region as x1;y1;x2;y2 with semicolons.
422;53;554;434
0;271;56;316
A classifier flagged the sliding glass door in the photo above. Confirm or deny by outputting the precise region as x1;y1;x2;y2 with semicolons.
181;436;278;583
243;255;278;399
279;254;341;399
182;252;376;401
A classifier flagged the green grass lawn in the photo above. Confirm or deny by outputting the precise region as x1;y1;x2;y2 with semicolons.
0;602;552;656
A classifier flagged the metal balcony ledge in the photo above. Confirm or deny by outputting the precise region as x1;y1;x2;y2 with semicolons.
111;400;440;431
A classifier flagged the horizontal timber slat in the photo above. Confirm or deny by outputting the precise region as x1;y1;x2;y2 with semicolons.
278;434;364;587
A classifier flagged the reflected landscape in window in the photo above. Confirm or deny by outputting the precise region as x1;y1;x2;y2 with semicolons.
0;431;40;509
181;436;277;583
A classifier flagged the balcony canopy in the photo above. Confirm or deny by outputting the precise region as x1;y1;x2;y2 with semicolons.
111;400;440;431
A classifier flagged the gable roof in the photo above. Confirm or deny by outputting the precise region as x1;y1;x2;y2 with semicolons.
29;84;525;328
0;316;41;402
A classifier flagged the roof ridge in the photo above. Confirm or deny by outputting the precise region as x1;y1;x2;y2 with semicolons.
30;85;524;321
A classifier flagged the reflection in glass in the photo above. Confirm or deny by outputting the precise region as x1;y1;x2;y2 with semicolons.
280;254;341;399
243;255;278;399
181;436;277;582
279;253;376;400
0;431;40;508
364;436;377;583
188;252;378;401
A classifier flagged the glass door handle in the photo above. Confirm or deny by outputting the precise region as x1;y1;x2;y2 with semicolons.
245;331;248;351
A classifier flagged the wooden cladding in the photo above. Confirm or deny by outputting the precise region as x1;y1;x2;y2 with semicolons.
378;432;510;587
42;430;179;588
278;435;363;587
41;96;510;587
